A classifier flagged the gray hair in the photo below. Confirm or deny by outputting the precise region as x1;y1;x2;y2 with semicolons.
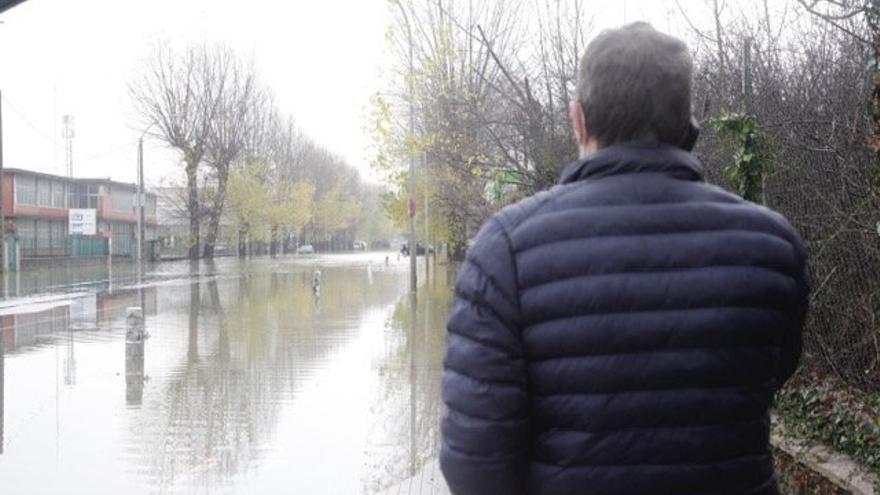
576;22;693;147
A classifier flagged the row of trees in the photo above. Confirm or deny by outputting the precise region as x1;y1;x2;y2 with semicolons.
131;44;391;259
377;1;880;391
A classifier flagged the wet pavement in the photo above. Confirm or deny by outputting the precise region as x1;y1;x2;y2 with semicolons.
0;253;453;494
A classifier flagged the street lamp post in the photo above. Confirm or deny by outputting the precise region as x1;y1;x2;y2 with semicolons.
136;124;155;267
136;137;144;265
423;153;429;279
395;0;417;293
0;90;5;277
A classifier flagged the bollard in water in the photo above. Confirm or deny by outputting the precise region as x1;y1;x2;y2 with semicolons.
126;306;143;321
126;306;147;342
312;269;322;297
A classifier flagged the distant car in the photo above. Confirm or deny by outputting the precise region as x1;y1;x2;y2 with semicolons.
296;244;315;255
400;242;434;256
371;239;391;249
353;240;367;251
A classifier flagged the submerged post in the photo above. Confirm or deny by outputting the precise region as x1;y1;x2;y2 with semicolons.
125;306;146;406
0;321;4;454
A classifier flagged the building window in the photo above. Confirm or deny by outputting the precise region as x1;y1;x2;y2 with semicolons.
36;219;50;253
37;178;51;207
51;181;66;209
70;183;99;209
17;218;34;239
15;175;37;206
70;184;84;208
110;187;135;213
51;220;66;250
88;184;99;209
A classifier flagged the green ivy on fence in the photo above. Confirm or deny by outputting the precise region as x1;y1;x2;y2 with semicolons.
711;112;775;204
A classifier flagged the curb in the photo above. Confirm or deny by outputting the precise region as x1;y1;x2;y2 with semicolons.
772;418;878;495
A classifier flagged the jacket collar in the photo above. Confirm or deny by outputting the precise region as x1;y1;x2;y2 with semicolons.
559;142;705;185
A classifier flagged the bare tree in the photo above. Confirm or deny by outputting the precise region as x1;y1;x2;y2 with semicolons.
130;44;220;260
202;49;269;258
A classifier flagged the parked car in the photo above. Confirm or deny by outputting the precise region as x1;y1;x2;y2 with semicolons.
371;239;391;249
213;244;232;257
400;242;434;256
296;244;315;255
353;240;367;251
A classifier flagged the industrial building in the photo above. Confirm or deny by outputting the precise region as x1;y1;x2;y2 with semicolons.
1;168;158;259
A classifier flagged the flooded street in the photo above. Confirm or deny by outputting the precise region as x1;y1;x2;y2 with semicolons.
0;253;453;494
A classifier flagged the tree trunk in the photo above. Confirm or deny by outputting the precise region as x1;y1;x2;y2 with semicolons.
202;209;219;258
270;225;278;257
238;228;247;257
186;161;200;260
202;167;229;259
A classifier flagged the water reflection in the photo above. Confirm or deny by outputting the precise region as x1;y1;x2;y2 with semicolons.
1;319;4;455
0;287;157;353
63;326;76;386
1;260;147;300
0;254;455;494
363;266;452;494
125;339;145;406
125;305;148;407
125;259;413;493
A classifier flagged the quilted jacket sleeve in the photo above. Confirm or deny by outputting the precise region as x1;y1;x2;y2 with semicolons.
440;217;530;495
778;234;811;387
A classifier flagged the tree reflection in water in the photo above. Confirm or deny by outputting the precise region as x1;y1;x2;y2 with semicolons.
0;323;4;456
124;259;431;493
362;267;453;494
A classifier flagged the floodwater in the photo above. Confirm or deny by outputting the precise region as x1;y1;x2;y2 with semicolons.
0;253;453;494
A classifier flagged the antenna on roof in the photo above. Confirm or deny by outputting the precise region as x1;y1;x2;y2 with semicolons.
62;114;74;177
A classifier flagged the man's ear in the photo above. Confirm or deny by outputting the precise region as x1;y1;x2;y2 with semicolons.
569;101;595;157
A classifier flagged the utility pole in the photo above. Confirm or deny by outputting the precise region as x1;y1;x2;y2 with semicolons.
396;0;417;293
423;152;430;278
743;38;753;116
136;137;144;265
742;37;763;204
0;91;5;276
62;115;74;177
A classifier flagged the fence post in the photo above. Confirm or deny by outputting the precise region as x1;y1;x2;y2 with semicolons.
743;37;753;116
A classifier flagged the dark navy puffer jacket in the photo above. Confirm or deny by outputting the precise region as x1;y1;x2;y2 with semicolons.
440;144;810;495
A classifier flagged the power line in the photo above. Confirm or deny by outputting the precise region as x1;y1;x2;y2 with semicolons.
0;93;138;162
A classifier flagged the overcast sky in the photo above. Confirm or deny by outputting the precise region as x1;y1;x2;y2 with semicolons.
0;0;720;187
0;0;393;187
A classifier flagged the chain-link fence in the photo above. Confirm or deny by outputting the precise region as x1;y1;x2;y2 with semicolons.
697;91;880;392
768;144;880;391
